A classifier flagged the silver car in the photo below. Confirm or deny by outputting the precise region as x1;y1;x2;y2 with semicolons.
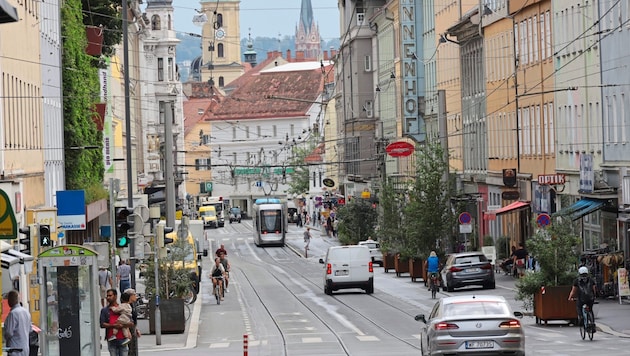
415;295;525;355
441;252;495;292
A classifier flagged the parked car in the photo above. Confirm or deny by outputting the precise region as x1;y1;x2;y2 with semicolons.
319;245;374;295
415;295;525;355
440;251;495;292
229;207;242;223
358;239;383;266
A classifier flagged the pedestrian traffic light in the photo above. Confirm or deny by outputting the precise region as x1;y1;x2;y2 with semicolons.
115;207;134;248
157;225;174;258
18;224;35;255
39;225;51;247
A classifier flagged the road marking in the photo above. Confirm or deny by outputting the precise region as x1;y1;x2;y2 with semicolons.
209;342;231;348
356;335;379;341
302;337;323;343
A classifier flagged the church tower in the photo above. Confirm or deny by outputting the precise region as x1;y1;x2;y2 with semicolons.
295;0;321;59
200;0;243;88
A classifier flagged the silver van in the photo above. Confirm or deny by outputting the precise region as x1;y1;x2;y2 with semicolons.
319;245;374;295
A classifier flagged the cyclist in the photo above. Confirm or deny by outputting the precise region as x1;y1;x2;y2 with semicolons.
568;266;597;327
219;252;231;293
426;251;440;291
209;257;226;301
215;244;227;258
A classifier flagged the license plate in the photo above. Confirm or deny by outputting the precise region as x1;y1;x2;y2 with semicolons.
466;341;494;349
466;268;480;273
335;270;349;276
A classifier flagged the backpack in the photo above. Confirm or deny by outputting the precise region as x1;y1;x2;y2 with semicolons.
578;277;595;302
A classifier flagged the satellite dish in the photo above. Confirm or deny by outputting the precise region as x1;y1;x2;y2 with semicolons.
192;13;208;27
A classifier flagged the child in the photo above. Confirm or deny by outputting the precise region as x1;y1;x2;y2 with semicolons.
107;299;132;345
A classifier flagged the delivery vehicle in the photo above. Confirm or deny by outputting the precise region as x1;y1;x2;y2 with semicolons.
200;197;225;227
319;245;374;295
164;226;201;303
199;205;219;229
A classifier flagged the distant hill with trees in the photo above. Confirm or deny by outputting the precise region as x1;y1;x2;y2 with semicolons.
176;34;340;82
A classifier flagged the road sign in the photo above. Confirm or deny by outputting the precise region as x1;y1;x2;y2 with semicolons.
536;213;551;227
459;224;473;234
459;212;472;224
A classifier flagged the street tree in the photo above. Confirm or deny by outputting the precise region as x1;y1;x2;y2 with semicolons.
285;138;318;196
377;179;407;254
337;198;378;245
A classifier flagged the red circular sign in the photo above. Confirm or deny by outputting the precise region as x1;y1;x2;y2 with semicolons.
385;141;415;157
459;212;472;224
536;213;551;227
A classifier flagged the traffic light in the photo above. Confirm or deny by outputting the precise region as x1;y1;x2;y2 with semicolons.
39;225;51;247
115;207;134;248
18;224;35;255
157;225;174;258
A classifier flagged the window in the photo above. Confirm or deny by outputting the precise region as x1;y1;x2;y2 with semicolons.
168;58;174;81
532;15;538;62
217;13;223;27
218;43;224;58
201;135;211;145
157;58;164;81
195;158;211;171
219;77;224;87
246;126;250;139
232;126;236;140
364;100;373;118
364;55;371;71
257;126;261;137
540;13;546;59
151;15;161;30
273;125;277;137
545;11;551;57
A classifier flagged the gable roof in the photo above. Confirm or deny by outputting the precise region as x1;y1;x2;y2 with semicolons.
211;66;325;121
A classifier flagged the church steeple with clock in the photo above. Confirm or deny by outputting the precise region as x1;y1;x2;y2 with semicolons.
199;0;243;88
295;0;321;60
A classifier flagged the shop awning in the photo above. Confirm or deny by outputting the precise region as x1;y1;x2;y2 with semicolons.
0;0;18;24
554;198;605;221
484;201;530;221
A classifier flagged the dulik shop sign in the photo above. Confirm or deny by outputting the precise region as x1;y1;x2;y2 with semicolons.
386;141;415;157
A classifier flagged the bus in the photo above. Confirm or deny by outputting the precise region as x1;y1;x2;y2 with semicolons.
252;198;286;247
199;196;225;227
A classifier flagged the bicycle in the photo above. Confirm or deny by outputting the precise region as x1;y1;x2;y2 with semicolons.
579;302;596;340
214;276;224;305
429;272;440;299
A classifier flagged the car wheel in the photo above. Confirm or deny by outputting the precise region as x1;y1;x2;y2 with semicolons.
324;281;333;295
487;281;496;289
447;283;454;292
366;281;374;294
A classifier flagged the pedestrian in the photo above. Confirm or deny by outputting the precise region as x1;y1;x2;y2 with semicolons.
326;215;333;237
332;218;339;237
100;289;133;356
296;212;302;227
3;290;31;356
512;242;529;278
303;227;312;249
117;260;131;292
122;289;141;356
99;266;114;306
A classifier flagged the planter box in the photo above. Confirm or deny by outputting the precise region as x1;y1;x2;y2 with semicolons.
382;252;395;273
533;285;578;324
148;298;185;334
409;258;424;282
85;26;104;56
394;254;409;277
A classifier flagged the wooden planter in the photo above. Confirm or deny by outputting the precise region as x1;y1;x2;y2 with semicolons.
85;26;104;56
394;254;409;277
148;298;185;334
409;258;424;282
382;252;396;273
533;285;578;324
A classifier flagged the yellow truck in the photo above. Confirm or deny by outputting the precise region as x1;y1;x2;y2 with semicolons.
199;205;219;229
165;227;201;300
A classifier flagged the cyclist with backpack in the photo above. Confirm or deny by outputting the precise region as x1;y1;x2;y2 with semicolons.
568;266;597;326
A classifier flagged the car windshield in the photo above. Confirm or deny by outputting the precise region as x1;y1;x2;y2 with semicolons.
362;242;379;249
444;301;510;317
201;210;216;217
231;208;241;214
454;255;487;264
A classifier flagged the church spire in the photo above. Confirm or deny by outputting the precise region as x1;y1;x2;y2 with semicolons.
295;0;321;60
299;0;314;36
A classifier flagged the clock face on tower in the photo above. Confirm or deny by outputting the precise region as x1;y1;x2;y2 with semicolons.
215;27;226;40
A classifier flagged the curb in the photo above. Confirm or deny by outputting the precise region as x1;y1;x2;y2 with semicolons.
597;322;630;338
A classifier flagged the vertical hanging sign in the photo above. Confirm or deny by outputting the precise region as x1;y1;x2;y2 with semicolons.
99;59;114;174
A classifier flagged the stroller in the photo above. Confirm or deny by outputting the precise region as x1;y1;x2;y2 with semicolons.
499;258;517;277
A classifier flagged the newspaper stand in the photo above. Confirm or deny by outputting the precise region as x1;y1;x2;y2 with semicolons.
38;245;100;356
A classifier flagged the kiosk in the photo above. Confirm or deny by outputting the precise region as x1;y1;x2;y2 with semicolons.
38;245;100;356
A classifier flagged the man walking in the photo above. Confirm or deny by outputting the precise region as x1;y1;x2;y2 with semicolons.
117;260;131;292
3;290;31;356
99;266;113;306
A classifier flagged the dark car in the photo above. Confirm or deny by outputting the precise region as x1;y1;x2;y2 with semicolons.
229;207;242;223
440;251;495;292
415;295;525;355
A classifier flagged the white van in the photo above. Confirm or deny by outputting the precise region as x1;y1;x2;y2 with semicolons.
319;245;374;295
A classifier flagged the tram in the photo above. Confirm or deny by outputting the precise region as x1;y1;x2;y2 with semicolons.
252;198;286;247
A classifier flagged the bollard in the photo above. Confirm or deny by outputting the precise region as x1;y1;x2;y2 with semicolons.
243;334;248;356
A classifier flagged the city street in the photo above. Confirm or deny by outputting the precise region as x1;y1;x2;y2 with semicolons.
124;221;630;355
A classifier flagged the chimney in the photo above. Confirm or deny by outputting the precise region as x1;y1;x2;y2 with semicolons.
286;49;291;61
296;50;305;60
323;50;329;61
267;51;273;59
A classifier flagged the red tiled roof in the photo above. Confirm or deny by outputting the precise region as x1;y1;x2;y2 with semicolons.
211;67;325;121
305;143;325;163
183;97;218;135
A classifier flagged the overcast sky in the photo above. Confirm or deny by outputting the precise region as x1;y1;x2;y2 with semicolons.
170;0;341;40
